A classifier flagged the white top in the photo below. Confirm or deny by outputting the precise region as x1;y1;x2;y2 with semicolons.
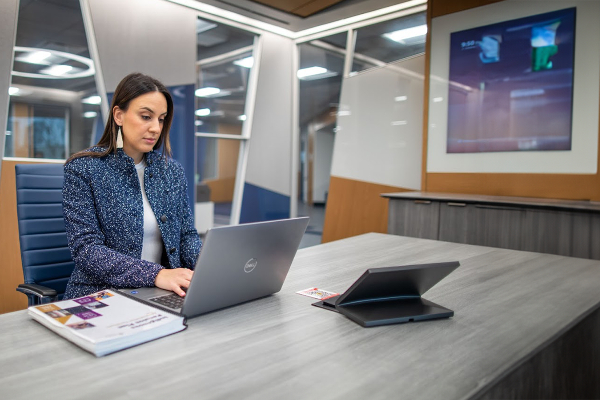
135;159;163;264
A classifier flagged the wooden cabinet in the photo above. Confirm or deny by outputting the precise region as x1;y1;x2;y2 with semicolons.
387;199;439;240
383;192;600;260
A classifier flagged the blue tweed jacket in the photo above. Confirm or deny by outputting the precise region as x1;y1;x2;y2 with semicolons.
62;147;201;299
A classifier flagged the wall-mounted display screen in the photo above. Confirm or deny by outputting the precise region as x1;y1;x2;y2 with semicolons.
446;7;576;153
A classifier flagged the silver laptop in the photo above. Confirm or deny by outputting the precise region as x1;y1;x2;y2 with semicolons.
118;217;309;318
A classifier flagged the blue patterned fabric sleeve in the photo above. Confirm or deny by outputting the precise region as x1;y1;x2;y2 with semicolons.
63;158;163;290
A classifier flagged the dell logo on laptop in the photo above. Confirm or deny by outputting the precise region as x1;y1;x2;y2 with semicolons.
244;258;258;273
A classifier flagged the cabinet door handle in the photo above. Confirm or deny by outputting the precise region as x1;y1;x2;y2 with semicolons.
475;204;524;211
414;200;432;205
447;202;466;207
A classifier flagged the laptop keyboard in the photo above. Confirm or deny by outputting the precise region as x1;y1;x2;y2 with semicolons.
149;293;185;309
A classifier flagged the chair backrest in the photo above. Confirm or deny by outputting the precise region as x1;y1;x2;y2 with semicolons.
15;164;74;300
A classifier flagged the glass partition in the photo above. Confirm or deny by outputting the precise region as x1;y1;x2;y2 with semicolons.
351;11;427;75
5;0;102;159
195;17;259;228
298;32;346;205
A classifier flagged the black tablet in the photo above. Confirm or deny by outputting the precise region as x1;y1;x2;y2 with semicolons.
313;261;460;327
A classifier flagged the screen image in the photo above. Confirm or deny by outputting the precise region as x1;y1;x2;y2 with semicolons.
446;7;576;153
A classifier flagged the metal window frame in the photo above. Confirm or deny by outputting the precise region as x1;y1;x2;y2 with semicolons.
173;0;427;223
194;35;263;225
80;0;109;133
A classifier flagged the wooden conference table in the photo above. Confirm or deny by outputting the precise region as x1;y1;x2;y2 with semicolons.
1;233;599;399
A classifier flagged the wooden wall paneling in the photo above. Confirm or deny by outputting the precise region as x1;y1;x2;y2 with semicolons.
430;0;504;19
426;173;600;202
205;177;236;203
321;176;404;243
421;0;433;192
12;103;31;158
292;0;346;17
0;159;34;314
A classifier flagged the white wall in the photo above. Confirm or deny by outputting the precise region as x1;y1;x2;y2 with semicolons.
245;32;294;196
313;128;334;203
331;54;425;189
87;0;197;89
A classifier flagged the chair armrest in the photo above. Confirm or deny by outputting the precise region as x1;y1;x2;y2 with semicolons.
16;284;58;301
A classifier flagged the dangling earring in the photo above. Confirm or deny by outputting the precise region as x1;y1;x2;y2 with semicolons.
116;126;124;149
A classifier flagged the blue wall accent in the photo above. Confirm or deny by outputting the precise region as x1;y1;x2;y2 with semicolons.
99;85;196;209
240;182;290;223
168;84;195;208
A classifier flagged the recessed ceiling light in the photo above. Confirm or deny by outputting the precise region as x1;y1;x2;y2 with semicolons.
39;65;73;76
195;108;211;116
12;46;95;80
238;115;247;121
383;25;427;43
82;95;101;104
195;87;221;97
83;111;98;118
16;50;51;65
8;87;19;95
297;66;327;78
297;66;338;80
233;57;254;69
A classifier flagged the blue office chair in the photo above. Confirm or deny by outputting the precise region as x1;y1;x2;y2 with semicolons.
15;164;74;305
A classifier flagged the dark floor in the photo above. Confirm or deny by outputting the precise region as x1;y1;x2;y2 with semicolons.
211;201;325;248
297;202;325;248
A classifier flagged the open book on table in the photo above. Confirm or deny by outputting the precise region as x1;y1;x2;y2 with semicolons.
28;289;186;357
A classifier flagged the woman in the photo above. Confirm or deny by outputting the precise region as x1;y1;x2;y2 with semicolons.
63;72;201;299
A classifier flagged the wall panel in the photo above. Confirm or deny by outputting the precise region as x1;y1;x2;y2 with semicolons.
88;0;196;89
241;33;295;222
322;176;405;243
0;0;19;181
323;55;425;241
423;0;600;201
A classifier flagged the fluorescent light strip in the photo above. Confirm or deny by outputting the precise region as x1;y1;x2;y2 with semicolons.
17;50;51;65
40;65;73;76
167;0;291;37
195;87;221;97
383;25;427;43
13;46;95;79
293;0;427;39
82;95;101;104
166;0;427;40
297;66;327;78
233;57;254;69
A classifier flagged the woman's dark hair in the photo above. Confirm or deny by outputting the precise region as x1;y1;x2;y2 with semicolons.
67;72;173;162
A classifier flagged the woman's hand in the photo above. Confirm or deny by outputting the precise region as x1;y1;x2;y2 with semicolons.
155;268;194;296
